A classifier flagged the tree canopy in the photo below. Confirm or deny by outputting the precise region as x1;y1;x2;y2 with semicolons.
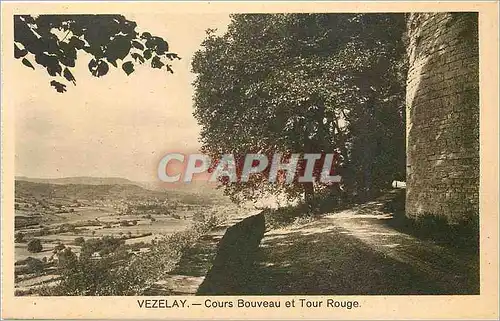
192;13;407;204
27;238;43;253
14;14;180;92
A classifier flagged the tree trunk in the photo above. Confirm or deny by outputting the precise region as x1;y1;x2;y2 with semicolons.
304;182;315;207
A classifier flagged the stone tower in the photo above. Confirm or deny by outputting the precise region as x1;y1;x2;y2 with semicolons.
405;13;479;225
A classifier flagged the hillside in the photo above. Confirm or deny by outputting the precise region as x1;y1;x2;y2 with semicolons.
16;180;163;201
15;179;226;205
15;176;136;186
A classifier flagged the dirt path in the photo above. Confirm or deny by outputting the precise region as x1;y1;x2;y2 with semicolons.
234;201;479;295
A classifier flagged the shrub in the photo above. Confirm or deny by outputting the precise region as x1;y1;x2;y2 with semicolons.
57;248;78;270
120;220;131;227
80;236;125;259
39;227;51;236
15;232;25;243
53;243;66;253
15;257;45;276
25;257;44;274
57;224;77;233
74;237;85;246
264;206;303;229
200;214;221;231
27;239;43;253
192;211;205;222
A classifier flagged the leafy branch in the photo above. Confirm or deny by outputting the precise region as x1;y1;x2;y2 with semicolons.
14;14;181;93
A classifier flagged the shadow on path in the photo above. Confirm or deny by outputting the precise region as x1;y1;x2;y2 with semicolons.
200;194;479;295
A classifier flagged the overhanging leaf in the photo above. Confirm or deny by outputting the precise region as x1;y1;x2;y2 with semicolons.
15;43;28;58
131;53;144;64
122;61;134;76
63;67;76;85
166;53;180;60
50;80;67;93
21;57;35;70
88;59;109;77
143;49;152;60
132;40;144;51
106;35;132;62
69;36;85;50
15;15;179;92
141;32;152;39
151;56;164;69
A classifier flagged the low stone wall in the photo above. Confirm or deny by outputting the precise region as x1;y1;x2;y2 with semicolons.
196;213;265;295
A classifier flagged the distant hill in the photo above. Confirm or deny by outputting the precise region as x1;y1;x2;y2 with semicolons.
15;176;136;186
15;180;162;201
15;179;228;205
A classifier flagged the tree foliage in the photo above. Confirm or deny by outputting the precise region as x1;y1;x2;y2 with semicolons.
27;238;43;253
192;13;407;203
15;232;25;243
14;14;180;92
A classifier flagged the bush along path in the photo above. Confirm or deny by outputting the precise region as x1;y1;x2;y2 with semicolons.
197;192;479;295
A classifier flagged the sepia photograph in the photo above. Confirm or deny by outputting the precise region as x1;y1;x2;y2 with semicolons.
1;1;498;320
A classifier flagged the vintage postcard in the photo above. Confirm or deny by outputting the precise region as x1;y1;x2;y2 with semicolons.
1;1;498;320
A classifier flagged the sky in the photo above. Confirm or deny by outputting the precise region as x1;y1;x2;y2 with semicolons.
14;13;231;182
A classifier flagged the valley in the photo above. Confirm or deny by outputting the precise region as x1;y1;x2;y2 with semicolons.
13;177;234;295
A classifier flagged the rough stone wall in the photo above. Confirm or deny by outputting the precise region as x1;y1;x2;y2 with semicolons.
405;13;479;224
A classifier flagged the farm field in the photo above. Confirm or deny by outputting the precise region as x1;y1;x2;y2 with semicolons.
13;177;235;295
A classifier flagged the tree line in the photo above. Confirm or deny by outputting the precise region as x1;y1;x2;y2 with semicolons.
192;13;407;205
